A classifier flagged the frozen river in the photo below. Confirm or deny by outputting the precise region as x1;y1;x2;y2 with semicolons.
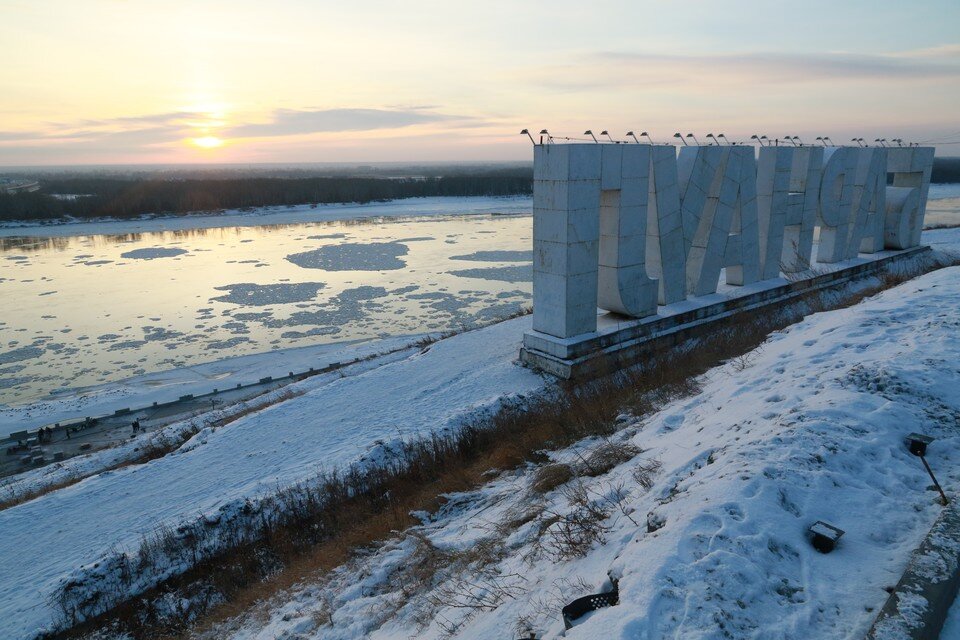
0;197;534;408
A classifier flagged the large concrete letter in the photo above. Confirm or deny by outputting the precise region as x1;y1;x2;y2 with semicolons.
757;147;792;279
885;147;934;249
532;144;601;338
847;147;887;255
597;145;659;318
722;146;761;286
782;147;822;272
646;145;686;305
683;147;759;296
817;147;856;263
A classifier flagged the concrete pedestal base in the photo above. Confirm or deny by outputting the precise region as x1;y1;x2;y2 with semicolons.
520;246;931;379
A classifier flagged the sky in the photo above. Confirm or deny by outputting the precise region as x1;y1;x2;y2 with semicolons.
1;0;958;165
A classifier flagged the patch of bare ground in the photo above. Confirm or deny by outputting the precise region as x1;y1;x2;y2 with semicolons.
49;257;956;640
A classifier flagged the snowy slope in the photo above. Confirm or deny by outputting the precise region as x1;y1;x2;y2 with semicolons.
0;318;545;639
215;265;960;640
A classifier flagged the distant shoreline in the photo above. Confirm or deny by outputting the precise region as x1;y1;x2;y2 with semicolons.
0;194;533;238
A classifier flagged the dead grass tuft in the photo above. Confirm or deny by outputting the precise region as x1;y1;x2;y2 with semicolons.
530;463;575;494
579;441;642;477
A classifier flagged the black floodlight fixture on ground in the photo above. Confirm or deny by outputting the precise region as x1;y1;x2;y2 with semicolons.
706;133;718;145
520;129;536;145
539;129;551;144
785;135;798;147
626;131;640;143
584;130;598;143
893;138;904;147
751;134;765;146
816;136;827;146
640;131;656;144
906;433;934;457
561;578;619;630
686;132;700;145
824;136;835;146
793;135;804;146
809;521;845;553
600;130;616;143
718;133;730;145
673;132;688;146
852;137;864;147
875;138;888;147
904;433;949;505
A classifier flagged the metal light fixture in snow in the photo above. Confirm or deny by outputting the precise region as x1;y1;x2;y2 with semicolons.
905;433;949;505
584;130;598;143
561;577;619;630
809;521;845;553
520;129;536;145
906;433;933;457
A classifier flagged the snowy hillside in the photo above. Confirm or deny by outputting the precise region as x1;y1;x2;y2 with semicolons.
0;229;958;639
209;264;960;640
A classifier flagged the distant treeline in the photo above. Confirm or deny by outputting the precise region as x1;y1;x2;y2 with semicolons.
932;157;960;184
0;170;533;221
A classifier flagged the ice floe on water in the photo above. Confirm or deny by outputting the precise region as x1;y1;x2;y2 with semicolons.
286;242;409;271
450;250;532;262
119;247;189;260
307;233;347;240
449;265;532;283
211;282;326;306
0;346;44;365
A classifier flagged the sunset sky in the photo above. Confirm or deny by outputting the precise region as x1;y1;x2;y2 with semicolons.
1;0;958;165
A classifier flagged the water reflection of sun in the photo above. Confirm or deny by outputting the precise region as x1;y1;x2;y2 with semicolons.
190;136;224;149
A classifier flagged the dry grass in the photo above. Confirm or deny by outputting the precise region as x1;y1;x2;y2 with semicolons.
529;463;575;494
579;441;642;477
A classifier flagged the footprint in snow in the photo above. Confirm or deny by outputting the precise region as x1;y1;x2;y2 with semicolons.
765;394;786;403
660;414;685;432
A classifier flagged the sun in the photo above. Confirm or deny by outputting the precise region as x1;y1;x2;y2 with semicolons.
190;136;224;149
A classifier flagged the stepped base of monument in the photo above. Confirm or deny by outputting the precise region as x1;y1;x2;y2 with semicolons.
520;245;932;379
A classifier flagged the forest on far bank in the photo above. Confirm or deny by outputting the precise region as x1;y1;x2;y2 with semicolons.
0;169;533;221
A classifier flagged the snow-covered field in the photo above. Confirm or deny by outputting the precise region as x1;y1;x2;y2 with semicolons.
207;254;960;640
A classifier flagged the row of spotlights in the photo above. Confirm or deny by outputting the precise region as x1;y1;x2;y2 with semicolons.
521;130;919;147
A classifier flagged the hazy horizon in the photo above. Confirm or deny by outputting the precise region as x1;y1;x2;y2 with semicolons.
2;1;959;165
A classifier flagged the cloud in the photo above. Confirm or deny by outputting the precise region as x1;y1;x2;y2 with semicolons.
530;48;960;92
0;107;471;151
224;108;465;138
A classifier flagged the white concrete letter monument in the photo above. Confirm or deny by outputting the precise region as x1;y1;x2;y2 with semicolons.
522;141;935;377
